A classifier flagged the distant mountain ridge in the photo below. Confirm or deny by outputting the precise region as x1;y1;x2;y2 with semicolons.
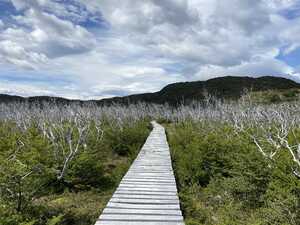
0;94;83;105
99;76;300;105
1;76;300;105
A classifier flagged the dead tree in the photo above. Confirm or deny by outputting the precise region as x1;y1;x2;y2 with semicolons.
42;107;91;181
232;104;300;179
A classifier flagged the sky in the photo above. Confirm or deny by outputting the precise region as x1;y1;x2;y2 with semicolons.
0;0;300;99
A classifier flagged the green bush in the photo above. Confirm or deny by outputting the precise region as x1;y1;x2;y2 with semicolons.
46;215;63;225
268;93;281;103
167;122;300;225
68;152;108;189
0;119;150;225
283;90;298;98
105;121;149;157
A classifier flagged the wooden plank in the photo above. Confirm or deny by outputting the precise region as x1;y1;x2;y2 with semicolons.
99;214;183;221
95;221;184;225
102;208;182;215
95;121;185;225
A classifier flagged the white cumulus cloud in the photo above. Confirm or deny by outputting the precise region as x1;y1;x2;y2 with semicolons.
0;0;299;98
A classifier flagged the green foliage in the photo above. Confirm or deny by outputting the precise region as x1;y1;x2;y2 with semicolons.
283;89;298;98
250;89;300;104
46;215;63;225
68;152;107;189
0;119;150;225
20;221;37;225
105;121;149;157
2;98;300;225
167;122;300;225
268;93;282;103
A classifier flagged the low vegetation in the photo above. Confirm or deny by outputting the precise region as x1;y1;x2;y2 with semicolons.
168;123;300;225
1;91;300;225
166;96;300;225
0;103;150;225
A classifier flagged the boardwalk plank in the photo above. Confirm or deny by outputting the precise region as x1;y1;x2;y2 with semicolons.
95;121;185;225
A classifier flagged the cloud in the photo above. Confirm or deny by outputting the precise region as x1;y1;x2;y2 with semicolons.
23;8;96;57
194;57;297;81
0;81;55;97
78;0;300;80
278;17;300;54
265;0;297;11
0;0;299;99
78;0;282;67
93;0;198;32
0;0;96;69
44;47;184;97
0;40;47;69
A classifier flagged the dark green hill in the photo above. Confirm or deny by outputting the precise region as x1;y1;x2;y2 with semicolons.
0;94;84;105
99;76;300;105
1;76;300;105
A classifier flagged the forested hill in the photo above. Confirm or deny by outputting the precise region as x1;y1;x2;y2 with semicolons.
103;76;300;105
1;76;300;105
0;94;83;104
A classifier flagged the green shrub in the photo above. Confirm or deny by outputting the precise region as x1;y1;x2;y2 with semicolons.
105;121;149;157
46;215;63;225
0;119;150;225
268;94;281;103
68;152;109;190
283;90;298;98
167;122;300;225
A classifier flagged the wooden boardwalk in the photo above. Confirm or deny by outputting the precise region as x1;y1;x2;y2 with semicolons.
95;121;184;225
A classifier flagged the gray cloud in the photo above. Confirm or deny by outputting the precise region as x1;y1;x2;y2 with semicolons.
194;57;297;80
0;40;47;69
0;0;96;69
0;0;299;99
81;0;283;68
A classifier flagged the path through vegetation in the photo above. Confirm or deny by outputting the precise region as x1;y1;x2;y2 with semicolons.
95;121;184;225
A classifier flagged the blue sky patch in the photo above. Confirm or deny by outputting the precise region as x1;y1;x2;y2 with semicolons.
277;47;300;67
163;63;187;74
0;71;71;86
280;3;300;20
48;0;108;29
0;0;19;25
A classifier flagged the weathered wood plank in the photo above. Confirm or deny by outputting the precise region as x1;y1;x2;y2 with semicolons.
102;208;182;215
95;121;185;225
95;221;184;225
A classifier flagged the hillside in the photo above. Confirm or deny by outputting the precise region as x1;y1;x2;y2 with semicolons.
100;76;300;105
1;76;300;105
0;94;83;105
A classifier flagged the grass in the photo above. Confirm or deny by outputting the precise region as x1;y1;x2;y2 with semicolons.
35;190;113;225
